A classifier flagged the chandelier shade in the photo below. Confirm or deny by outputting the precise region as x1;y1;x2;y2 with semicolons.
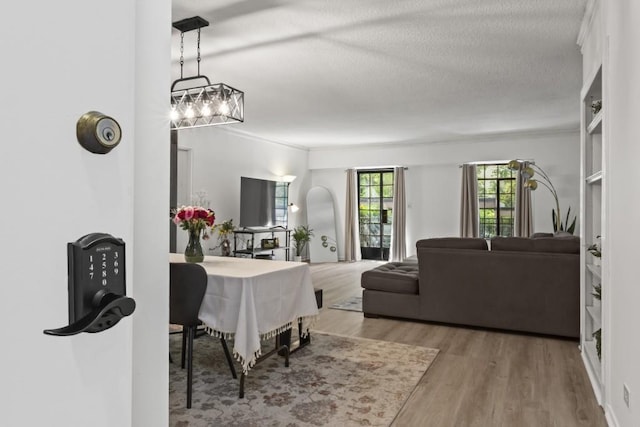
170;76;244;129
170;16;244;130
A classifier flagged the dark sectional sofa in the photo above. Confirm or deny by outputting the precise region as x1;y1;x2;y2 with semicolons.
361;236;580;338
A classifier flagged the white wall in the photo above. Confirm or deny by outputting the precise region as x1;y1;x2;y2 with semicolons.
132;0;171;426
0;2;169;426
175;128;310;259
310;130;580;259
604;1;640;426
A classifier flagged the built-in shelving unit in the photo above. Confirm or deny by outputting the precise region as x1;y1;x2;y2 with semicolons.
580;60;605;404
578;0;607;410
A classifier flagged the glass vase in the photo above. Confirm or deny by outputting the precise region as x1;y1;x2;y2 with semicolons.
221;239;231;256
185;230;204;263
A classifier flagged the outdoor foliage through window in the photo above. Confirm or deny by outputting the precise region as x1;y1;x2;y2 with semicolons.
477;164;515;238
274;181;288;226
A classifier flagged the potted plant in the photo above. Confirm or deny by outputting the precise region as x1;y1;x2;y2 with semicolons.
214;219;235;256
292;225;314;262
587;235;601;266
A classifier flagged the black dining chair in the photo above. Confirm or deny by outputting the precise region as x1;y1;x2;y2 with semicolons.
170;262;237;408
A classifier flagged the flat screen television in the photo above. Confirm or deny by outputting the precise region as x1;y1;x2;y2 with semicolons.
239;176;280;228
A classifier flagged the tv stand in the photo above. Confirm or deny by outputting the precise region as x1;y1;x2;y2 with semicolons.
232;228;291;261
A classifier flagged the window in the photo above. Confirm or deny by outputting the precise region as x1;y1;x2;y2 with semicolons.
358;170;393;260
477;164;515;238
274;181;289;227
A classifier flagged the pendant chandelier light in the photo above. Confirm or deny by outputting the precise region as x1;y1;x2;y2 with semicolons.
170;16;244;129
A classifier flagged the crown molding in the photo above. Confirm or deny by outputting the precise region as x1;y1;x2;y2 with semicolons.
192;124;579;152
216;127;310;152
307;126;580;152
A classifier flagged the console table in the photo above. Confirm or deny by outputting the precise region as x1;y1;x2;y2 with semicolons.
232;227;291;260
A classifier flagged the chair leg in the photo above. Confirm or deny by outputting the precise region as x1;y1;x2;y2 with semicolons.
181;328;187;369
186;326;194;409
220;337;237;379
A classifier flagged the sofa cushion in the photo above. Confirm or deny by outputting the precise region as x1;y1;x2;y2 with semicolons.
490;237;534;252
361;262;419;294
532;232;554;238
491;236;579;254
531;237;580;254
416;238;488;250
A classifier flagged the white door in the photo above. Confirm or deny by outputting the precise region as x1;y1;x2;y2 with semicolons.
2;2;170;426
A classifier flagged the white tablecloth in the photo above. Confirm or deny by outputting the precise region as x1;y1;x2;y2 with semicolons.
169;254;319;373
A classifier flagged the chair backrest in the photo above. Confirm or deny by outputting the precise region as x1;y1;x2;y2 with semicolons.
169;263;208;327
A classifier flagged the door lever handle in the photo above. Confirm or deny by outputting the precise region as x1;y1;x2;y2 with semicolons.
43;293;136;336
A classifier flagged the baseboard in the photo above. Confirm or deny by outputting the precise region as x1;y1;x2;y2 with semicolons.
580;350;603;404
605;403;620;427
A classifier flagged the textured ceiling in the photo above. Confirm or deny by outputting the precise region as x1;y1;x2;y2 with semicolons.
171;0;587;149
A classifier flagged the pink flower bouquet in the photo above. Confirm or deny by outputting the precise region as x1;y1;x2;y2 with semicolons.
171;206;215;239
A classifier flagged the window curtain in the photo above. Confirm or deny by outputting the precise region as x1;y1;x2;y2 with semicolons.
389;167;406;262
460;164;479;237
344;169;361;262
515;173;534;237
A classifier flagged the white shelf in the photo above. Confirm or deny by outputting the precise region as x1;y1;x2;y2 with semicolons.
585;170;603;184
586;263;602;279
587;110;603;134
586;305;602;330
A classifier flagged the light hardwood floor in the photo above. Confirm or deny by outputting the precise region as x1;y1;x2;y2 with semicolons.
309;261;607;427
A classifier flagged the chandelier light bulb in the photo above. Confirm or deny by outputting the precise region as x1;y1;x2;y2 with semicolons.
201;103;212;116
219;101;230;116
185;105;194;119
170;107;179;121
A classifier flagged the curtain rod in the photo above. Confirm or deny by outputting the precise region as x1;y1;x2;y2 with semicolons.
459;160;510;167
459;158;535;168
345;166;408;171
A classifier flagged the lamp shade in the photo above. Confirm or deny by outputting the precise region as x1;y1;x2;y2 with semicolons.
522;166;535;180
525;179;538;190
507;160;522;171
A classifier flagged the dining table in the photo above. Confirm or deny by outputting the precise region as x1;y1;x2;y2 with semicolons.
169;253;319;375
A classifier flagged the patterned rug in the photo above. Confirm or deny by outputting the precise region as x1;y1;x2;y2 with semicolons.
170;331;439;426
329;296;363;312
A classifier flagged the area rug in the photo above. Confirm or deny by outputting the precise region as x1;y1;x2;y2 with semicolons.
329;295;362;312
170;331;439;426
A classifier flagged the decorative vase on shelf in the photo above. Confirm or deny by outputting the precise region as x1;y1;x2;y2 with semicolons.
185;230;204;263
221;239;231;257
